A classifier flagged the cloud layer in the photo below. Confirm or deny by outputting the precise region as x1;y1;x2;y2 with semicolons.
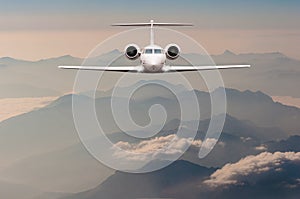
204;151;300;188
112;134;203;161
0;96;58;122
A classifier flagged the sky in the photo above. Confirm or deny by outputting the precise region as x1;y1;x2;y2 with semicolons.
0;0;299;60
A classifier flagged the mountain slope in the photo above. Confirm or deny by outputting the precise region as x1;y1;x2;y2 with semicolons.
61;152;300;199
62;160;215;199
0;143;114;193
0;86;298;167
0;85;299;193
0;50;299;98
0;180;42;199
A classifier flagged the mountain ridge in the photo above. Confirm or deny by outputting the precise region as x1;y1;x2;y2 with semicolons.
0;50;295;62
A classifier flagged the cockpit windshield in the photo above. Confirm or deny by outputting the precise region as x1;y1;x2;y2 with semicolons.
145;49;153;54
154;49;162;54
144;48;162;54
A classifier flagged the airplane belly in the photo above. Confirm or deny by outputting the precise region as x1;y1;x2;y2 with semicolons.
143;64;164;73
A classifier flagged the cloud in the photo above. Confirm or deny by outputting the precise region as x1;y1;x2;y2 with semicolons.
204;151;300;188
0;96;58;122
112;135;203;161
200;138;217;151
240;137;252;142
255;145;267;151
272;96;300;108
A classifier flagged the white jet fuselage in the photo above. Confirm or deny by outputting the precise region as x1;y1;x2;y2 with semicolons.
140;45;166;73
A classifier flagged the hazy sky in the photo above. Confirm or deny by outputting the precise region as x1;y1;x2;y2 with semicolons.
0;0;299;60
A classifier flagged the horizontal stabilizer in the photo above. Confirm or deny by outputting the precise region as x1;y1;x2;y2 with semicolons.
112;22;193;27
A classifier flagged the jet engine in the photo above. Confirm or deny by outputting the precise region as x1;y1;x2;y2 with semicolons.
165;44;180;60
125;44;140;60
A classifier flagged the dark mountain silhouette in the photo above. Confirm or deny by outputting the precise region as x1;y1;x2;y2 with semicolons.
62;160;215;199
2;86;295;166
1;85;300;193
223;88;300;134
266;135;300;152
61;158;300;199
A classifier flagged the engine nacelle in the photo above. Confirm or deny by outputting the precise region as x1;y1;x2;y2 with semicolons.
124;44;140;60
165;44;180;60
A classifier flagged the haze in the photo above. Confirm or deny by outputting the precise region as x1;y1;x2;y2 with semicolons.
0;0;299;60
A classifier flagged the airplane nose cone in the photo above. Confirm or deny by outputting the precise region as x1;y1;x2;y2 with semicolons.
150;62;157;66
142;54;165;72
149;58;161;66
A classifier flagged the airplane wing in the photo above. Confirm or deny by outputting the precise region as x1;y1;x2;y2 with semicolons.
165;65;250;72
58;65;142;72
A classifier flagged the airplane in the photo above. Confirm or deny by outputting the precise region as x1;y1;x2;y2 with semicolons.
58;20;250;73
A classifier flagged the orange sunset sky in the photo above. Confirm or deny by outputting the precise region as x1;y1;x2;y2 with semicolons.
0;0;299;60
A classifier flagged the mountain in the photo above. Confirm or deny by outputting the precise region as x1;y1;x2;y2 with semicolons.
60;153;300;199
1;84;300;193
0;55;81;98
0;94;79;167
165;50;300;98
1;113;284;192
61;160;215;199
197;114;286;142
211;50;300;98
0;50;299;98
177;88;300;134
184;133;300;169
0;57;33;66
2;84;295;166
1;51;299;198
115;83;300;134
0;180;42;199
265;135;300;152
0;84;298;159
223;88;300;134
0;83;60;98
96;80;300;133
0;143;114;193
0;178;68;199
